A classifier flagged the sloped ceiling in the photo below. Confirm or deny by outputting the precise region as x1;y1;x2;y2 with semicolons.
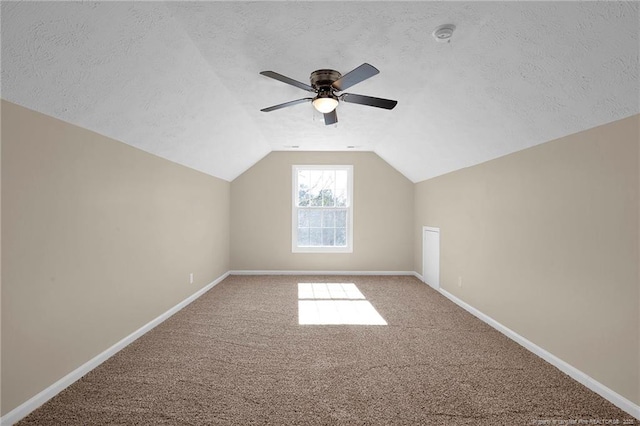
2;1;638;182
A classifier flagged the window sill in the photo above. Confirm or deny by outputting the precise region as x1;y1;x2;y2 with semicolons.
292;246;353;254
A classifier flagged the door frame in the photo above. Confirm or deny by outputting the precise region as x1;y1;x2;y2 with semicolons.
422;226;440;290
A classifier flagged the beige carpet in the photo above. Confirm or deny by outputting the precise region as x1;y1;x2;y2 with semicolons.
18;275;634;425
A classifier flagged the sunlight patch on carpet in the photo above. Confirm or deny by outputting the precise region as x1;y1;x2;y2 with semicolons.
298;283;387;325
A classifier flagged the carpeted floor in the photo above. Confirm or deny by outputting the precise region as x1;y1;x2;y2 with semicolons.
18;275;635;425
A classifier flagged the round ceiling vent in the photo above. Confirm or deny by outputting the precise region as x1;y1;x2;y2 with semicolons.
432;24;456;42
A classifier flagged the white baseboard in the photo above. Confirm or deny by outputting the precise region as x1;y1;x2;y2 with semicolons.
230;270;418;276
0;271;230;426
5;272;636;423
412;271;424;281
437;287;640;420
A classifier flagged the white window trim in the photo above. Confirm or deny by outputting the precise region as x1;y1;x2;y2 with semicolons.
292;165;354;253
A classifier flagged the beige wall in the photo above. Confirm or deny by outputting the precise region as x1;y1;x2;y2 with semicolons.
414;115;640;404
231;151;414;272
1;101;230;415
2;99;637;415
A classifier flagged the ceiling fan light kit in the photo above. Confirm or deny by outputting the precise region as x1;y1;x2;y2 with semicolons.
312;96;339;114
260;63;397;125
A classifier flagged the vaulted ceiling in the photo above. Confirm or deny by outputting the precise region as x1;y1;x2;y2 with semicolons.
2;1;638;182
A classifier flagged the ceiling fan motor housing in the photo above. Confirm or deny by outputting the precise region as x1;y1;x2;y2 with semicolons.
310;69;342;90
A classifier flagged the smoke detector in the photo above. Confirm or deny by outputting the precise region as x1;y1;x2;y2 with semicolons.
432;24;456;42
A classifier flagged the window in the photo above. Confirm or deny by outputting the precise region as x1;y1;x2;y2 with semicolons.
292;165;353;253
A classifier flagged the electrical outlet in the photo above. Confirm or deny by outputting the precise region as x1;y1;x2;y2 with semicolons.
458;276;462;288
189;273;194;284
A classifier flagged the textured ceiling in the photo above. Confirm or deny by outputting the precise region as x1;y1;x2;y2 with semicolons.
2;1;638;182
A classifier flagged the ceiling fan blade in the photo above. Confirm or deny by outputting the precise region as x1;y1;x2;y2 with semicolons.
341;93;397;110
260;98;313;112
260;71;315;92
331;63;379;91
323;109;338;125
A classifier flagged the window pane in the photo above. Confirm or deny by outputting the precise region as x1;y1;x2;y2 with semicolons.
322;228;335;246
309;228;322;246
309;210;321;227
298;210;309;227
325;170;336;187
310;193;322;206
335;210;347;227
322;189;335;207
297;170;308;185
335;189;347;207
298;190;310;207
297;228;310;246
322;171;336;204
322;210;335;227
336;228;346;246
309;170;323;198
336;170;348;191
297;170;309;206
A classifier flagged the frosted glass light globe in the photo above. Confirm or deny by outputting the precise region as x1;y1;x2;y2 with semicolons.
312;97;339;113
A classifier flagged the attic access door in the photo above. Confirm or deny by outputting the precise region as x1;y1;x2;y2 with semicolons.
422;227;440;290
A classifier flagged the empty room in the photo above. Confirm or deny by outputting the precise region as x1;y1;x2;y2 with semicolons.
1;1;639;425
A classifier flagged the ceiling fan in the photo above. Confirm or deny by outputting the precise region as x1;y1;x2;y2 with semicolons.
259;63;397;125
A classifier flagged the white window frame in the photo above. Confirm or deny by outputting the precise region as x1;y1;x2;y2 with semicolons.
292;165;354;253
